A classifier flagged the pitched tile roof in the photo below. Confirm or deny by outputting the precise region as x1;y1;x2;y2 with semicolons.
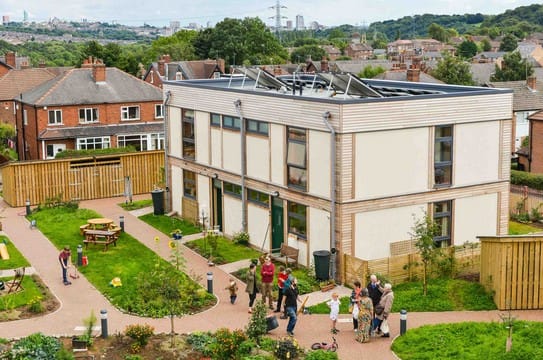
39;122;164;140
0;68;59;100
21;67;162;106
488;78;543;111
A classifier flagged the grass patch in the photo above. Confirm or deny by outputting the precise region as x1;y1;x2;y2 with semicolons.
118;199;153;211
509;220;542;235
0;275;46;310
139;213;201;237
185;236;263;264
28;206;215;317
0;236;30;270
392;321;543;360
307;278;496;314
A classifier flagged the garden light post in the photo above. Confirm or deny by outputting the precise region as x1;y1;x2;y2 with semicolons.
119;215;125;232
100;309;108;338
77;245;83;267
207;272;213;294
25;199;31;216
400;309;407;335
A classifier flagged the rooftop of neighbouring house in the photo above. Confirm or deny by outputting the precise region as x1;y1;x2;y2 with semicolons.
164;67;510;103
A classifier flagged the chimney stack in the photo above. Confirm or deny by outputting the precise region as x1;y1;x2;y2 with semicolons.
527;76;537;90
82;56;93;68
20;60;30;69
157;58;166;76
273;66;282;76
321;56;329;72
407;67;420;82
92;59;106;82
38;60;46;68
5;51;15;67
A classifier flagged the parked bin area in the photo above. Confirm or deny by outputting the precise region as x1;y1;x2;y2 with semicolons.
313;250;331;281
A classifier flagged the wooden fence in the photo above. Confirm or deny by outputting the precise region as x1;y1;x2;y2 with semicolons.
343;245;480;287
1;151;164;207
510;184;543;216
480;236;543;310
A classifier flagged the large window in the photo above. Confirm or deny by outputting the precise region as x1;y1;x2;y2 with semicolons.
288;201;307;239
434;125;453;186
155;104;164;119
48;109;62;125
118;133;164;151
210;113;221;127
433;200;452;247
76;137;110;150
79;108;99;123
223;115;241;130
121;106;140;121
287;127;307;190
183;170;196;199
182;109;195;159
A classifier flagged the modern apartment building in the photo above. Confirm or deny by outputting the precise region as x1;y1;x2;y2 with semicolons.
163;69;512;280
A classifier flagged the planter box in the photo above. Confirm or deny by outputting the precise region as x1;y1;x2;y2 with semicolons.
71;337;88;352
320;283;336;292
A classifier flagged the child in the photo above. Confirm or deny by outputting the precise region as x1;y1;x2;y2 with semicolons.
327;292;341;334
225;277;238;304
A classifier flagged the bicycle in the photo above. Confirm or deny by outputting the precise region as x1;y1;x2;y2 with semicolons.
311;336;338;352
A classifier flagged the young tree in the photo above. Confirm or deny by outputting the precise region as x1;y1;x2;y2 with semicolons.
358;65;386;78
491;51;534;82
431;53;474;85
411;213;441;296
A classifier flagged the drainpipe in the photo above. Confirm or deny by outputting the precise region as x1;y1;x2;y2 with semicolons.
322;111;337;282
234;99;247;232
163;90;172;212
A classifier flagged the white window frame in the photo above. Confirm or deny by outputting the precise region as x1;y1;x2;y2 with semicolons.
121;106;140;121
76;136;111;150
48;109;62;125
155;104;164;119
79;108;99;123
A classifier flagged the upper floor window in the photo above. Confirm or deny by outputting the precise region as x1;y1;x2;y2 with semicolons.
434;125;453;187
79;108;98;123
210;113;221;127
48;109;62;125
183;170;196;199
223;115;241;130
182;109;195;159
287;127;307;191
121;106;140;121
433;200;452;247
155;104;164;119
288;201;307;239
76;136;110;150
246;119;269;136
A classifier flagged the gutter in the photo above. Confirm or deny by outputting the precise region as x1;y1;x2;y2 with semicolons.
233;99;247;232
322;111;337;282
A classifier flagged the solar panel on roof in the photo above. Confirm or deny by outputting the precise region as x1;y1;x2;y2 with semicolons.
241;67;290;91
317;73;383;98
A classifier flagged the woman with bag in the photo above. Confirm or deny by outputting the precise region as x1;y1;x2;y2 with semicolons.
355;288;374;343
373;283;394;338
350;280;362;330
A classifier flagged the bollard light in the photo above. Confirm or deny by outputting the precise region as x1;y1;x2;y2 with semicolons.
100;309;108;338
206;272;213;294
77;245;83;267
119;215;125;232
25;199;31;216
400;309;407;335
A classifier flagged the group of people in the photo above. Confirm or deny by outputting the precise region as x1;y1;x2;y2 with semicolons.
347;274;394;343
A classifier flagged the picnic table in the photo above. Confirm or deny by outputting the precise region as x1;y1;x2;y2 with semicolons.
83;229;119;251
87;218;114;230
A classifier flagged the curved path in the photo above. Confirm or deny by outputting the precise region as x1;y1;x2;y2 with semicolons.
1;195;543;359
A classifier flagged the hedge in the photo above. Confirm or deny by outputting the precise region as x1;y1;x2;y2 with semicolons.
511;170;543;191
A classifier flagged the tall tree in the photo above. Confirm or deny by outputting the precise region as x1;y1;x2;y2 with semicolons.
499;33;518;52
149;30;197;61
491;51;534;81
457;40;478;59
428;23;449;43
289;45;326;63
432;53;474;85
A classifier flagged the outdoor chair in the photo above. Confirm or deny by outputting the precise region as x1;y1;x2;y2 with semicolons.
6;267;25;294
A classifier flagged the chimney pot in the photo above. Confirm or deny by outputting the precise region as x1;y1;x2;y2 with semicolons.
158;59;165;76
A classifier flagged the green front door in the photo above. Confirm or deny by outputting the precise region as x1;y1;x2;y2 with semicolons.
212;179;222;232
271;196;284;250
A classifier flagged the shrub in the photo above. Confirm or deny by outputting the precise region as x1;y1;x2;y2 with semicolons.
274;337;300;360
246;300;268;343
8;332;61;359
233;231;250;246
28;295;44;313
125;324;155;348
186;331;213;353
207;328;247;360
305;349;339;360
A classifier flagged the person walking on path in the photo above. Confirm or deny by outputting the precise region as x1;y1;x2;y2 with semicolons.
373;283;394;338
245;263;260;313
274;265;288;313
58;246;72;285
355;288;374;343
284;277;300;336
351;280;363;330
261;255;275;309
225;277;238;304
327;292;341;334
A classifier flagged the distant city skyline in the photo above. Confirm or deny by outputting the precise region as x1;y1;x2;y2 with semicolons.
0;0;540;28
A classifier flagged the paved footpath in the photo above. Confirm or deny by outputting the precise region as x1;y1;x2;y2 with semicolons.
1;195;543;359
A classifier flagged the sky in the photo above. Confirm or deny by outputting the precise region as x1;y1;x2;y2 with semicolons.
0;0;541;28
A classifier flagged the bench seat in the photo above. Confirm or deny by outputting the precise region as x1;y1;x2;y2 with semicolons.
271;243;299;268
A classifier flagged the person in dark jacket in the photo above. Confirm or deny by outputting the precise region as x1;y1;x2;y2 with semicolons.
245;263;260;313
367;274;383;315
283;277;300;336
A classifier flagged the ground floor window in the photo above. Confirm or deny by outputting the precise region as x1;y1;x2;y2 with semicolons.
287;201;307;239
76;137;110;150
118;133;164;151
183;170;196;199
433;200;452;247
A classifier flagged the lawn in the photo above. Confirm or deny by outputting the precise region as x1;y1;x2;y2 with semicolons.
0;236;30;270
509;220;543;235
118;199;153;211
185;235;263;264
307;278;496;314
139;213;201;237
28;205;215;317
392;321;543;360
0;276;44;312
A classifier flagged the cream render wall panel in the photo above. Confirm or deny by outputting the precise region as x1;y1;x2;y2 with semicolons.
195;111;210;165
355;205;425;260
247;136;270;181
170;165;183;215
270;124;285;186
197;174;211;225
342;92;512;132
309;208;331;264
248;204;270;250
223;196;242;235
210;128;222;167
355;128;429;199
291;238;308;267
222;131;242;174
454;193;498;245
168;107;182;158
454;122;500;185
308;130;331;198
